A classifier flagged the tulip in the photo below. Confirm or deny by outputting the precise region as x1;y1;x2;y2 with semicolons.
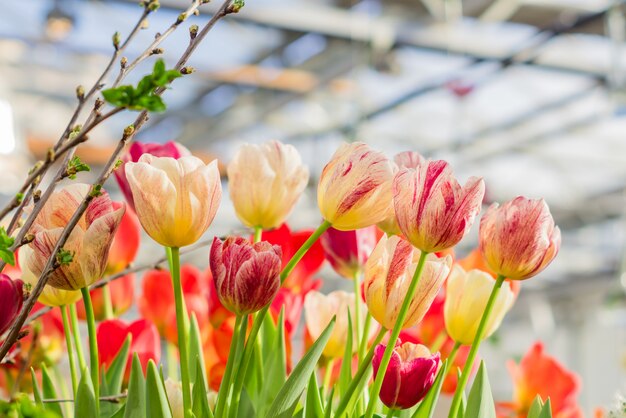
12;303;66;369
210;237;282;315
480;197;561;280
227;140;309;229
97;318;161;381
25;184;125;290
458;248;521;299
125;154;221;248
444;265;514;345
165;378;185;418
372;342;441;409
317;142;395;230
364;235;451;330
114;141;190;211
393;160;484;252
105;201;141;275
320;226;378;279
304;290;371;359
0;274;23;335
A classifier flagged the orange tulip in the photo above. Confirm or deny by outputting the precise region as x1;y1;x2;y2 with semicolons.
393;160;484;253
480;197;560;280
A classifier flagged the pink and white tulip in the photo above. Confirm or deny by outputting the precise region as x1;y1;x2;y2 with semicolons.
479;197;561;280
209;236;282;315
393;160;484;252
125;154;221;248
317;142;394;230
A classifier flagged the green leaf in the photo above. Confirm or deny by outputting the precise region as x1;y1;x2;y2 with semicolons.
412;360;448;418
104;335;131;395
31;368;44;407
41;364;63;417
264;316;336;418
465;361;495;418
188;314;207;388
527;396;544;418
236;388;256;418
304;373;324;418
132;95;166;112
323;387;334;418
538;399;553;418
102;86;134;107
0;227;15;266
257;309;287;416
260;312;277;362
145;360;172;418
338;309;354;397
75;367;97;418
124;354;146;418
192;357;213;418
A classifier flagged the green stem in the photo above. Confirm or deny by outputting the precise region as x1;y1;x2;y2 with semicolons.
253;226;263;243
80;287;100;417
388;408;399;418
167;247;192;418
214;315;244;418
444;342;461;378
68;304;86;371
323;358;336;397
429;330;448;354
333;328;386;417
352;270;362;363
358;313;372;362
60;306;78;395
229;220;332;398
229;315;257;418
166;342;179;380
447;275;505;418
364;251;429;418
101;284;114;319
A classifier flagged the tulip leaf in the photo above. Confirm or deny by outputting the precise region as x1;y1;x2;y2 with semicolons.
261;310;278;362
236;388;256;418
257;309;287;417
324;387;335;418
465;361;495;418
75;367;97;418
304;372;324;418
124;354;146;418
31;368;44;407
527;396;544;418
0;227;15;266
40;364;63;417
264;316;336;418
192;356;213;418
104;335;132;395
338;309;354;398
188;314;207;388
538;399;553;418
145;360;172;418
411;359;448;418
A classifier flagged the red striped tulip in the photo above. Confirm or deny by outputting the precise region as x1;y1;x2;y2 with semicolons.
125;154;221;248
227;140;309;229
0;274;23;335
317;142;394;230
378;151;426;236
373;342;441;409
210;237;282;315
114;141;190;211
364;235;452;330
393;160;484;252
480;197;560;280
320;226;378;279
25;184;125;290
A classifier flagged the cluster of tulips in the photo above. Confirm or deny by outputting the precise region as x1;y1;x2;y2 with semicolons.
0;139;567;418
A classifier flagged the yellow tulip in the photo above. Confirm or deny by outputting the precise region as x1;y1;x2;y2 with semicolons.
227;140;309;229
125;155;222;248
444;265;514;345
364;235;451;330
317;142;394;231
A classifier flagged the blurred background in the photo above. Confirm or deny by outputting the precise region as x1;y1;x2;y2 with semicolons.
1;0;625;414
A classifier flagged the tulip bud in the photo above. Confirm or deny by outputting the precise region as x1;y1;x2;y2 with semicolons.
364;235;451;330
444;265;514;345
304;290;372;359
378;151;426;236
317;142;394;230
210;237;281;315
24;184;125;290
320;226;378;279
479;197;561;280
373;342;441;409
125;154;222;248
114;141;191;211
0;274;23;335
393;160;485;252
227;140;309;229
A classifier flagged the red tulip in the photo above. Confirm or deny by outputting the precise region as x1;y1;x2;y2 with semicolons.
480;197;560;281
373;341;441;409
497;342;582;418
320;226;378;279
138;265;209;345
97;318;161;381
210;237;282;315
0;274;23;335
114;141;190;211
393;160;484;253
